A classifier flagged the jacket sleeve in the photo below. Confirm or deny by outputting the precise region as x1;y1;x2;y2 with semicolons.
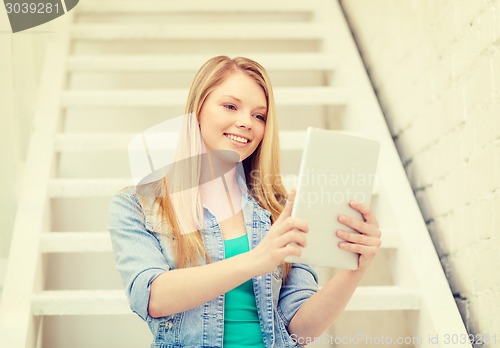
108;188;170;321
277;263;319;327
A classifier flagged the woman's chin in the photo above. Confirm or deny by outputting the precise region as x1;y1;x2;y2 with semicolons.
206;149;242;166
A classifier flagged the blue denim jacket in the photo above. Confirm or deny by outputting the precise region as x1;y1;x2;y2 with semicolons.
108;186;319;348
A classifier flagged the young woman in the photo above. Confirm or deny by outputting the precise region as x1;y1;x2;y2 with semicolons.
108;56;382;347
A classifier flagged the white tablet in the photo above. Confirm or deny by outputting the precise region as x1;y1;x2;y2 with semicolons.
285;127;380;270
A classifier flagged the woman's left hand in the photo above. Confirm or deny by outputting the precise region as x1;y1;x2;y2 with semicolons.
336;201;382;272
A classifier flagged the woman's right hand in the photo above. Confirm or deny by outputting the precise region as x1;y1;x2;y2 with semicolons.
249;188;309;275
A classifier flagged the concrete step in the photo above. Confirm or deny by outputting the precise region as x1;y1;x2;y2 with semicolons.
40;230;399;253
32;286;419;315
72;23;324;41
48;169;381;197
67;53;336;73
55;131;370;152
47;175;304;198
32;290;129;316
77;1;320;14
61;87;349;108
41;233;112;253
54;131;308;152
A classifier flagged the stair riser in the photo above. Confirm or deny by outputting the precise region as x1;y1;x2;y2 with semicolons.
78;1;320;14
71;23;324;41
67;54;336;73
61;87;349;108
68;71;327;90
72;40;322;56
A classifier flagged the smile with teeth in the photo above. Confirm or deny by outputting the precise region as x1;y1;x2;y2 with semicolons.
224;133;250;144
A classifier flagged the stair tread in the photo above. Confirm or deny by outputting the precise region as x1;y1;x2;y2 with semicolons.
33;290;130;316
41;230;399;253
48;174;380;198
67;53;336;72
72;23;324;41
47;175;303;197
54;131;308;151
61;87;349;107
78;1;321;13
55;131;371;152
32;286;420;315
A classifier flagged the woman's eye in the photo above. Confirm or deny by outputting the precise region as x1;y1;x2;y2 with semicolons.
255;114;267;122
224;104;237;111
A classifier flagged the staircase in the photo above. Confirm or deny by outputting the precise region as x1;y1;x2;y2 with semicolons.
0;1;471;347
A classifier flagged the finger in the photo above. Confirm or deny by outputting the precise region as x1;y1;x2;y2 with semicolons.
277;242;302;259
276;188;296;224
338;241;379;255
349;201;379;227
278;229;307;248
336;230;382;247
338;214;378;236
277;216;308;235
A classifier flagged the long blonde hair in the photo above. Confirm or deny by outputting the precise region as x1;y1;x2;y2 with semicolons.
140;56;291;278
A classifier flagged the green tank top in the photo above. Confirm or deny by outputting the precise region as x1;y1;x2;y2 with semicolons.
223;234;265;348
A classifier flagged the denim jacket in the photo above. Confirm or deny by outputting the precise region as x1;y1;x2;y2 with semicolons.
108;185;319;348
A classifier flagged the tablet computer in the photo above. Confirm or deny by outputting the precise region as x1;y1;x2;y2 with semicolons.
285;127;380;270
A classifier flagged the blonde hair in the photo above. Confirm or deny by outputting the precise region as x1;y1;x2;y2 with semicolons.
141;56;291;278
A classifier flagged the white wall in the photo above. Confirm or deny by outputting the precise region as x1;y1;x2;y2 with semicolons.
341;0;500;338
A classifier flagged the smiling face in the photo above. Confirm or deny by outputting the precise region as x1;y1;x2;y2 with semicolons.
198;71;267;162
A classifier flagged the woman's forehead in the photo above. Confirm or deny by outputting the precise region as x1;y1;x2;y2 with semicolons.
211;74;266;107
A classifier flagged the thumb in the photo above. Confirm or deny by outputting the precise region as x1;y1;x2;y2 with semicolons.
277;188;296;223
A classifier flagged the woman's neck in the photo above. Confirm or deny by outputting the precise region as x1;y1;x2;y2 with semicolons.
199;156;243;222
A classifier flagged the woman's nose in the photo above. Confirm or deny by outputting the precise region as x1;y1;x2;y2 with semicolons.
235;112;252;129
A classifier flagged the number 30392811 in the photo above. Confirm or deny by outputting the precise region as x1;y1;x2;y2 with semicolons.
5;2;61;14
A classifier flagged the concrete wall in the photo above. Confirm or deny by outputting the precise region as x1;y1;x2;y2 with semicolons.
341;0;500;339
